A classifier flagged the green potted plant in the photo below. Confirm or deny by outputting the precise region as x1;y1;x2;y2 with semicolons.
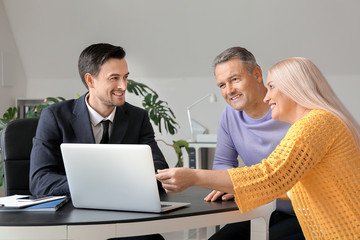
127;79;179;135
127;79;189;167
156;139;189;167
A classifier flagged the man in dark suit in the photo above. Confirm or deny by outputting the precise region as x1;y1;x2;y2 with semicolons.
29;43;169;198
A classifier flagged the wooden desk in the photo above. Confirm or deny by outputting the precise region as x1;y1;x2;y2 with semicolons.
0;187;275;240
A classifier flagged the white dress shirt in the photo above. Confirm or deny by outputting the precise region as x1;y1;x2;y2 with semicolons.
85;96;116;143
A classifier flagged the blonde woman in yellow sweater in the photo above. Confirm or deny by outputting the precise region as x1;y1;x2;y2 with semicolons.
156;57;360;239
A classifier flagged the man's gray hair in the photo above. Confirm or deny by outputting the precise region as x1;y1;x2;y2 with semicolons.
213;47;259;75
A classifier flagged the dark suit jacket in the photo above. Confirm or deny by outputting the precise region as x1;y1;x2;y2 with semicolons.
29;94;168;196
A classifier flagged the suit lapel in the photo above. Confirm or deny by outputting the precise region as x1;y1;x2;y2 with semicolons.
109;103;129;144
69;94;95;143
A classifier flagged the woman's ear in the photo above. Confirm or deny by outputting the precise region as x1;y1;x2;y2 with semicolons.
84;73;94;89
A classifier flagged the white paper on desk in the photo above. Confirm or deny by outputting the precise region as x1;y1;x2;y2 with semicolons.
0;195;67;208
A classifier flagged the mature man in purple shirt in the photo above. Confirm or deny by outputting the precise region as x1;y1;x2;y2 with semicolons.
206;47;304;240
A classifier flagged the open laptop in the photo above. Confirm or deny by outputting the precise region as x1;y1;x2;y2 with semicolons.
60;143;190;213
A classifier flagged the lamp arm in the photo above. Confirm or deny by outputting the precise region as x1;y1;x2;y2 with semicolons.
187;93;211;110
187;93;216;141
187;108;194;141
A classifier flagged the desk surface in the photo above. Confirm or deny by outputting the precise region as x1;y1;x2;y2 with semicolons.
0;187;238;227
0;187;276;240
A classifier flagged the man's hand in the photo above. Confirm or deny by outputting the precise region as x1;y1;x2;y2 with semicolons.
204;190;234;202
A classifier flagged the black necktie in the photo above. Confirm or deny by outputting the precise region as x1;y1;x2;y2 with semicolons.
100;120;110;144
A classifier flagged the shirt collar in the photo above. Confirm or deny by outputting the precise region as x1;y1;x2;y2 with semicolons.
85;94;116;127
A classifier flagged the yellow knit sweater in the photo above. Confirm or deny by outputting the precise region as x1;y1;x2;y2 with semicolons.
228;109;360;239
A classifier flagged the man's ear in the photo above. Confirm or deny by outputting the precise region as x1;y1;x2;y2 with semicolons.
84;73;94;89
252;66;263;83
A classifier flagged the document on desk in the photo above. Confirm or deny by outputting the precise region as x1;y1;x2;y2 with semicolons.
0;195;67;209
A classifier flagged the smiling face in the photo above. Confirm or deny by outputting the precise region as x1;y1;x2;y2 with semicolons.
215;57;266;117
264;74;308;124
85;58;129;117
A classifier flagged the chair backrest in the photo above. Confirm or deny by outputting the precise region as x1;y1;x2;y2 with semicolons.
0;118;39;196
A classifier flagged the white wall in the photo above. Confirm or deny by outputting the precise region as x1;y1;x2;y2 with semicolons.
2;0;360;166
0;0;26;116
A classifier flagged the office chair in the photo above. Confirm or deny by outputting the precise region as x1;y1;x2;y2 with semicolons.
0;118;39;196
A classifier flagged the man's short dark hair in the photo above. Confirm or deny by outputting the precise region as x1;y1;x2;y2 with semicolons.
78;43;126;89
213;47;259;75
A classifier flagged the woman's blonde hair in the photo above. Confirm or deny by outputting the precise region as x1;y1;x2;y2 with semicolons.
268;57;360;149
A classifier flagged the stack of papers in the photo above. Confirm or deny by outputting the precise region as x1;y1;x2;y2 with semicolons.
0;195;69;212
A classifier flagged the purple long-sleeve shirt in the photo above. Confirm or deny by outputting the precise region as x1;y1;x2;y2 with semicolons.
214;105;290;169
214;105;294;214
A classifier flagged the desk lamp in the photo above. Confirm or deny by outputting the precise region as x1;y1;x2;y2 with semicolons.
187;93;217;142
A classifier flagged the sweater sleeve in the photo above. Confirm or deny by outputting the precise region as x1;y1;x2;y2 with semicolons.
229;110;342;212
